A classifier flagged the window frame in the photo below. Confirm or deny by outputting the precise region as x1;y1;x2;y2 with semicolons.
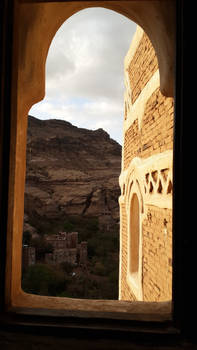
0;0;194;345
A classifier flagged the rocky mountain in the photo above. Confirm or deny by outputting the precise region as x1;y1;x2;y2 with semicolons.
24;116;122;237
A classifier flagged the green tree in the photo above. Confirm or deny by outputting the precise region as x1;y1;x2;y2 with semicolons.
59;261;73;274
94;261;106;276
23;230;31;245
31;237;53;262
22;264;66;296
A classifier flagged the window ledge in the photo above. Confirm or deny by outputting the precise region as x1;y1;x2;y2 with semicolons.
127;272;143;301
7;291;172;323
0;298;179;346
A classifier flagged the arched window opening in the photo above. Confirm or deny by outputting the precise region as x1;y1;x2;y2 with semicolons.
129;193;140;276
3;0;175;313
21;8;136;301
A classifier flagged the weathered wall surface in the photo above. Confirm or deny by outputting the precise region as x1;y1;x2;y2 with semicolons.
142;206;172;301
123;88;173;169
119;26;173;302
127;32;158;104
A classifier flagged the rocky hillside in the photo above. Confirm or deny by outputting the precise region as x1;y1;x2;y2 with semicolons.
24;116;122;237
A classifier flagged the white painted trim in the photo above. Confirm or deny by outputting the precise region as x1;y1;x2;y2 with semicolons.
124;69;160;133
118;201;123;300
119;150;173;211
119;151;173;300
124;26;144;69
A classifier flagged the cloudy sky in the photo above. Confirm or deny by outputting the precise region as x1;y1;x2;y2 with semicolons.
29;8;136;145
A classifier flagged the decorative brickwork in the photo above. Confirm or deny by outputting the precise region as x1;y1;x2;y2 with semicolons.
142;206;172;301
119;26;173;302
124;89;174;170
127;32;158;104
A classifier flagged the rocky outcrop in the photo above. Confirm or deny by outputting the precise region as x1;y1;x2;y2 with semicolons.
24;116;121;235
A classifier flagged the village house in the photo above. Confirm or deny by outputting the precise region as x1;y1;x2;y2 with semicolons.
22;231;88;268
45;231;88;266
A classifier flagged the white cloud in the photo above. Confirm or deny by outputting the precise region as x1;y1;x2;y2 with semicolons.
30;8;137;144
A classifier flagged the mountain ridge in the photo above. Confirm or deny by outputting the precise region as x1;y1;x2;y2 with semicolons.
24;115;122;237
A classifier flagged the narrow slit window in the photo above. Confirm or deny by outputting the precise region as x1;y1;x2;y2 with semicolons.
129;193;140;275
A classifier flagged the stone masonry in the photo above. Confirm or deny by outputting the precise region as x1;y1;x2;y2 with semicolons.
119;26;173;301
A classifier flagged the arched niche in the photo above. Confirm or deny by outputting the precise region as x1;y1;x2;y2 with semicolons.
129;193;140;276
126;178;143;300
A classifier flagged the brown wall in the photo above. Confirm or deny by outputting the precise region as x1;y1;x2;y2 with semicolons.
124;88;174;169
120;27;173;301
142;206;172;301
127;32;158;104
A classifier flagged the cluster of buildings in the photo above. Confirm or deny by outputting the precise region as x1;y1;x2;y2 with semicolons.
22;231;88;270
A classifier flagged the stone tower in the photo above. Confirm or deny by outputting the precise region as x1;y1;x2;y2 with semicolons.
119;26;173;301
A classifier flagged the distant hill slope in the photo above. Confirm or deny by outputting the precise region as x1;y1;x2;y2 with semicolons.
24;116;122;236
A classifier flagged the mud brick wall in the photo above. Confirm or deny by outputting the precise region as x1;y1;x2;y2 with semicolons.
142;206;172;301
127;32;158;104
119;26;173;302
124;89;174;169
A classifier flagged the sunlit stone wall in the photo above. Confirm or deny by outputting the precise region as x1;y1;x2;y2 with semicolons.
119;26;173;301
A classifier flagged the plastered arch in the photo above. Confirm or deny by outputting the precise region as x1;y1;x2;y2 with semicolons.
123;163;144;301
125;158;144;216
119;150;173;300
18;0;175;114
126;181;143;301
